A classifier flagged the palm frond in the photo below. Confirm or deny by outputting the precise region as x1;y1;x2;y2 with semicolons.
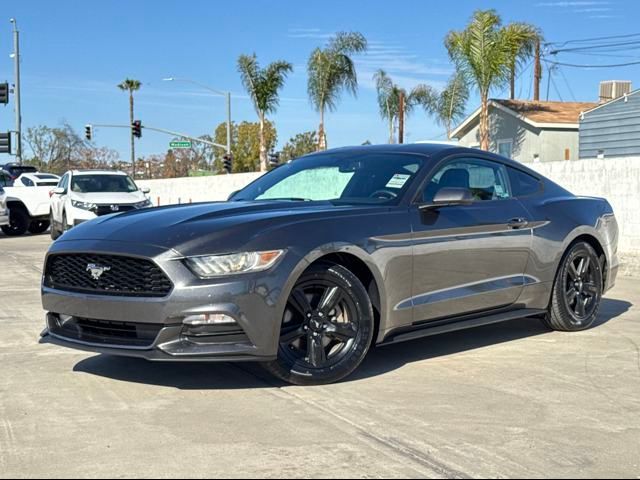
307;31;368;113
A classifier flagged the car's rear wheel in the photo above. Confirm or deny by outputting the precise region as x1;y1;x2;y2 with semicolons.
544;241;603;331
1;206;29;236
263;263;374;385
28;220;50;235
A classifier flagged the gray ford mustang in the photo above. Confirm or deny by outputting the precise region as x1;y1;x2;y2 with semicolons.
41;144;619;385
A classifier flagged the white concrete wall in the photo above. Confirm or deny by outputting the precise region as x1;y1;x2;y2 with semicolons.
529;156;640;276
137;157;640;276
137;172;263;205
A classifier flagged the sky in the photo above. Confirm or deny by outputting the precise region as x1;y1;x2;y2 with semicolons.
1;0;639;162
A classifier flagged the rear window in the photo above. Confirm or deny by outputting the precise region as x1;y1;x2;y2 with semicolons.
508;167;542;197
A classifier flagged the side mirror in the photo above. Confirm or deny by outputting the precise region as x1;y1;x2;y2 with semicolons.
420;187;473;210
52;187;66;195
227;190;240;201
140;187;151;194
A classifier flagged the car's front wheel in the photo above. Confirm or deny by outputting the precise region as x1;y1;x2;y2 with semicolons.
544;241;603;331
1;206;29;236
263;263;374;386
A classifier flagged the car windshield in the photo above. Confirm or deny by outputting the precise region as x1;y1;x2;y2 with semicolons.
232;152;424;205
71;174;138;193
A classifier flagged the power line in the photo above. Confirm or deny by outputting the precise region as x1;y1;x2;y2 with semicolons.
557;66;577;102
550;40;640;54
546;32;640;47
546;59;640;68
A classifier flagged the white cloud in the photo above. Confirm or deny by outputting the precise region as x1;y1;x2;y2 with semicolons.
535;1;611;6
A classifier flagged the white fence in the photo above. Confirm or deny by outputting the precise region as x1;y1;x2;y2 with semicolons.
137;156;640;276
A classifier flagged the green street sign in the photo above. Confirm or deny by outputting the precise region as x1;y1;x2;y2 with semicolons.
170;141;192;149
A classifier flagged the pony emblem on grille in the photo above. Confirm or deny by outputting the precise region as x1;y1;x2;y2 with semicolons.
86;263;111;280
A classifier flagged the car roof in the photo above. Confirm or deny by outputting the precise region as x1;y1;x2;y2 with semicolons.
71;170;128;176
308;143;544;178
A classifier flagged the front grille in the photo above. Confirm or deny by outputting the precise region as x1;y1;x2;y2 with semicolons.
44;253;173;297
94;205;136;216
50;316;163;347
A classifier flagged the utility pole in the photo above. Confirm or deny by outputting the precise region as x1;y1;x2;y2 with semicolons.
398;91;405;144
10;18;22;164
533;38;542;102
225;91;231;155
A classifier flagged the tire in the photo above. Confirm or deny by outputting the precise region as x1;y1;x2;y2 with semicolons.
50;212;61;240
263;262;375;386
28;220;50;235
544;241;603;332
1;206;29;236
62;212;70;233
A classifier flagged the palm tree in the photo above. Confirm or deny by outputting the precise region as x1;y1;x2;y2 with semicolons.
374;69;436;143
308;32;368;150
446;10;540;150
237;54;292;172
419;72;470;139
117;78;142;177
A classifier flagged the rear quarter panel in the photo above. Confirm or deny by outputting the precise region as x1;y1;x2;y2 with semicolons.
519;193;618;308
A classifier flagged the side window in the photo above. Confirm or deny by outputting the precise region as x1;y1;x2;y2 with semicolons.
424;158;511;203
0;173;9;187
59;174;69;191
508;167;542;197
21;177;34;187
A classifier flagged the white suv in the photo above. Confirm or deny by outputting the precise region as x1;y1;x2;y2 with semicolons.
50;170;152;240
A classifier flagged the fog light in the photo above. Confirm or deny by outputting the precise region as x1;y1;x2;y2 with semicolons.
182;313;237;326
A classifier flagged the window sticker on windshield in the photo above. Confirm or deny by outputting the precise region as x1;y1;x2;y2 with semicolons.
386;174;411;189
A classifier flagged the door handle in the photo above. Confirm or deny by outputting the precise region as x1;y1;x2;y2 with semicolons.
507;218;529;229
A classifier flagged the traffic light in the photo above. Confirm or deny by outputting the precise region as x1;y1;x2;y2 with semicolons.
222;153;232;173
268;152;280;168
0;132;11;154
85;124;93;141
132;120;142;138
0;83;8;105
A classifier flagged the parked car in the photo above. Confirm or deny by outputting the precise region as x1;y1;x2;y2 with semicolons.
13;173;60;188
0;185;8;228
49;170;152;240
0;163;39;185
41;144;619;385
0;170;53;236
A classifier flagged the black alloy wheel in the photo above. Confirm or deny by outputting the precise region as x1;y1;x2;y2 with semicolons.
264;263;374;385
545;242;603;331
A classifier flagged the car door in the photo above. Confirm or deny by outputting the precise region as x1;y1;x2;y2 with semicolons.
51;173;69;223
409;156;533;323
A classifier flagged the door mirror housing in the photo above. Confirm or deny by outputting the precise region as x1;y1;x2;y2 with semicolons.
52;187;66;195
140;186;151;194
420;187;473;210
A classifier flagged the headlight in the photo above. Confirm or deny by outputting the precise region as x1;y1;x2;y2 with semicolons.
134;199;153;209
71;200;97;211
185;250;285;278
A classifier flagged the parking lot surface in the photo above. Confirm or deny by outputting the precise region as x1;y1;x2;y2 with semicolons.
0;233;639;478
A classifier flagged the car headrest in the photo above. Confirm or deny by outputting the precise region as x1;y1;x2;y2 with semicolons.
439;168;470;189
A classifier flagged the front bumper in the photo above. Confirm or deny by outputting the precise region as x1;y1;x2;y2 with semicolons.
0;209;8;227
40;314;274;362
41;239;288;362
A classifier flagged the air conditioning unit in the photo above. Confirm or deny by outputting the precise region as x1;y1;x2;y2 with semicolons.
599;81;632;103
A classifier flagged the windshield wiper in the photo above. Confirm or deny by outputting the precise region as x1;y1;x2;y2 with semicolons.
259;197;313;202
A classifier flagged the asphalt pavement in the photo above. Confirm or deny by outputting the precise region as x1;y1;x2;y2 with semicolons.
0;233;638;478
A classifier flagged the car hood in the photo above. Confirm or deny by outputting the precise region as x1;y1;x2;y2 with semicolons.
71;191;146;204
57;200;382;256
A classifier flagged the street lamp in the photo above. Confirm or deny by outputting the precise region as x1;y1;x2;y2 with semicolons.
162;77;232;156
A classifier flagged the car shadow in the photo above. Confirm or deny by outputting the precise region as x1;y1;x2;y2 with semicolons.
72;298;632;390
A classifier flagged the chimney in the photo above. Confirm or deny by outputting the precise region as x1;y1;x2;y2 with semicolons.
599;81;632;103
